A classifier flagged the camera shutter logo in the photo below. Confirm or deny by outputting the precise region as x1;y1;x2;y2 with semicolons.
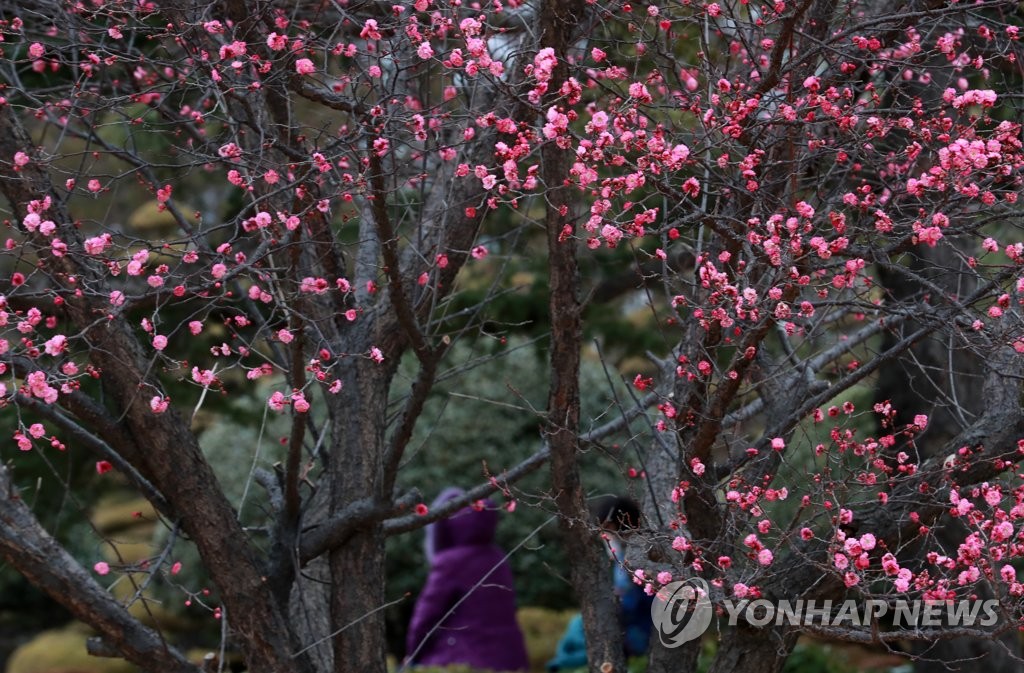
651;578;713;647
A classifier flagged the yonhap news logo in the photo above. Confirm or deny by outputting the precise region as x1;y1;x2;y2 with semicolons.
651;578;714;647
651;585;1003;649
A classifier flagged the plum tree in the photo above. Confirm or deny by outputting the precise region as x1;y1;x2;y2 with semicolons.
0;1;1022;673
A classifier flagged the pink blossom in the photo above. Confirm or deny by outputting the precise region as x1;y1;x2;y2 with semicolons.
44;334;66;356
628;82;652;103
278;329;294;344
267;33;287;51
84;235;111;255
292;392;310;413
992;521;1014;542
733;582;749;598
150;396;169;414
268;391;289;411
916;226;943;247
152;335;168;350
369;346;385;363
601;224;623;247
26;371;58;404
28;42;44;59
532;48;557;83
13;151;29;167
94;562;110;576
656;571;672;584
952;89;997;109
771;437;785;451
417;42;434;59
757;549;773;566
360;19;382;40
295;58;316;75
14;432;32;451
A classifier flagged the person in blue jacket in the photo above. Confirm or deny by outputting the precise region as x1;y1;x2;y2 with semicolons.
547;495;654;671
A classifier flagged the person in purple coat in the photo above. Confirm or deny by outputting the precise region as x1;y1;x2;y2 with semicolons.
405;487;529;672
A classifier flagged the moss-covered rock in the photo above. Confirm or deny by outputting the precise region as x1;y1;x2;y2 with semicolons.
516;607;576;672
5;627;137;673
90;499;156;537
126;201;195;236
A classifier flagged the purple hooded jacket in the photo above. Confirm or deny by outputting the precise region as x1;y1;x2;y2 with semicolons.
406;488;529;672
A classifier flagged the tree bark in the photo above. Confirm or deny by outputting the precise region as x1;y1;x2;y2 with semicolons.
328;356;394;673
540;2;625;670
646;637;703;673
706;625;797;673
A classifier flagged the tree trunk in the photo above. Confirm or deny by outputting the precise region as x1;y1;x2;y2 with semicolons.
329;531;387;673
328;358;393;673
706;625;797;673
646;636;703;673
538;1;625;671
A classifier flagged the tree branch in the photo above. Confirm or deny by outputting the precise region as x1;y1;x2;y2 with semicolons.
0;465;200;673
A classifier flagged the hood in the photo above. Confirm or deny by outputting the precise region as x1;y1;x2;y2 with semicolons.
424;488;499;561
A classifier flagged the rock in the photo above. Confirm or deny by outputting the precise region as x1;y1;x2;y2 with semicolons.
5;627;136;673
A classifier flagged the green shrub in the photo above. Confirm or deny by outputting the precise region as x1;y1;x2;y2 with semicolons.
782;643;857;673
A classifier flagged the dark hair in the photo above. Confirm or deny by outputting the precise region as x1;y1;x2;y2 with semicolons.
589;495;642;531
